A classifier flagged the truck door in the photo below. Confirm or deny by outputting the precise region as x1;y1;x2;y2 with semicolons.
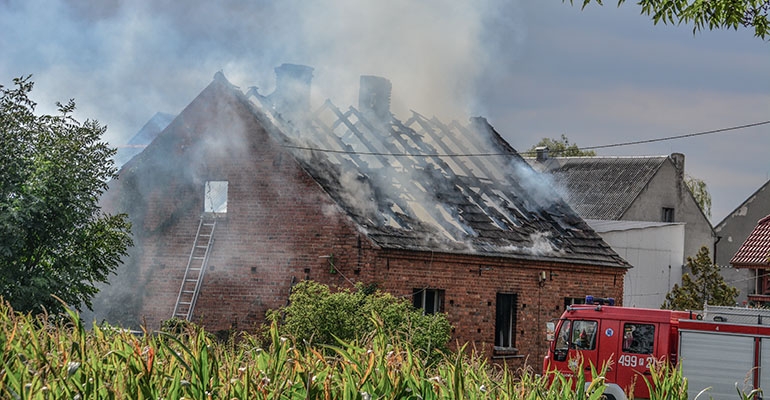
567;320;601;380
614;322;658;399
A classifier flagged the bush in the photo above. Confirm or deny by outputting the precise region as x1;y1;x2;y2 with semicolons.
269;280;452;360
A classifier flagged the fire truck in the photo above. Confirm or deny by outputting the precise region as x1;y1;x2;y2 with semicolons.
543;296;770;400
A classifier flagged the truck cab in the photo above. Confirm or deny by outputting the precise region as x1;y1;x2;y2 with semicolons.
543;296;692;400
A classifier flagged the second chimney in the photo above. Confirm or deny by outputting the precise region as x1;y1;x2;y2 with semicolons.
269;63;314;116
358;75;392;122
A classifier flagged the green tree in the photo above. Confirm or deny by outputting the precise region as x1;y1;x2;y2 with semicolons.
269;281;452;360
0;76;133;315
685;174;712;219
662;246;738;310
570;0;770;39
527;134;596;157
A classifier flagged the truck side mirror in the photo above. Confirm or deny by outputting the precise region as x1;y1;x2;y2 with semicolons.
546;322;556;342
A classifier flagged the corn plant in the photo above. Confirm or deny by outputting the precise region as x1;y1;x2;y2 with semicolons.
0;298;729;400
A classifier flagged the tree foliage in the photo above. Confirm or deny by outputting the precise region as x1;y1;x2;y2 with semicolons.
269;281;452;360
527;134;596;157
662;246;738;310
685;174;712;219
0;76;133;315
571;0;770;39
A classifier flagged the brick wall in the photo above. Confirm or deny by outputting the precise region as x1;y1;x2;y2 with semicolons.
102;77;625;366
371;250;624;367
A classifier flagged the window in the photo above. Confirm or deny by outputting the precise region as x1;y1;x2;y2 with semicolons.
571;320;598;350
204;181;228;213
495;293;517;348
564;297;586;309
622;323;655;354
662;207;675;222
555;319;572;350
412;288;444;315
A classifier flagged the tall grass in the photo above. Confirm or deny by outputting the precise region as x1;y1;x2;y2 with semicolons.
0;300;662;399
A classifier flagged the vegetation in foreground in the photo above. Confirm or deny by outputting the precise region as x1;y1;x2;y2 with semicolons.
0;299;719;400
0;299;609;400
268;281;452;362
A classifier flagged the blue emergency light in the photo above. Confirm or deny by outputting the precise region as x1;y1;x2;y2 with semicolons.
585;295;615;306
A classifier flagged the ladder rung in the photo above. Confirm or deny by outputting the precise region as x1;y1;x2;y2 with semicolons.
179;302;191;305
192;256;205;260
185;279;198;282
183;290;195;294
199;234;211;237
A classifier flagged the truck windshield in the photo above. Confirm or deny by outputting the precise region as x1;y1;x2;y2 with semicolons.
555;319;598;351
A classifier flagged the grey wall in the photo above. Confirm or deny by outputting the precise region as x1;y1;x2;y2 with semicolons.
715;181;770;304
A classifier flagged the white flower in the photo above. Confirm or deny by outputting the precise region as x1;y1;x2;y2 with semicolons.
361;391;372;400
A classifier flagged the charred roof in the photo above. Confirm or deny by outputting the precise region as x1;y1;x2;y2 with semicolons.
241;66;627;268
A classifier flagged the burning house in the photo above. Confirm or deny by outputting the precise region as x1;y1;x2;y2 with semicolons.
100;64;628;362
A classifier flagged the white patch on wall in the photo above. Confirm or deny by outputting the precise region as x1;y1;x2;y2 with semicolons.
204;181;228;213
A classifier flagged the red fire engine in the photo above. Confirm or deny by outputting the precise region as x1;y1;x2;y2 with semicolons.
543;296;770;400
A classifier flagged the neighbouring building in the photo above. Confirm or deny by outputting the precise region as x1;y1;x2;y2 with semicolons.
730;215;770;306
113;112;175;167
585;220;685;308
715;180;770;304
527;152;715;308
98;65;628;364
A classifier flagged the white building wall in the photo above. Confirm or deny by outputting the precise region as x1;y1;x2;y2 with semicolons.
587;221;685;309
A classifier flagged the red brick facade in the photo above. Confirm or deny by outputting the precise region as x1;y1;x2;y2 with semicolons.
102;76;625;366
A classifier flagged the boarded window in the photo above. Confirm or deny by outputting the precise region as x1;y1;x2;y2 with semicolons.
412;288;444;315
495;293;517;348
204;181;228;213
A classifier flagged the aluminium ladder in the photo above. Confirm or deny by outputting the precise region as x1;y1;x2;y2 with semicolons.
172;216;216;321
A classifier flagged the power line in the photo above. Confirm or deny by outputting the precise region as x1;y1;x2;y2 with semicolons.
280;119;770;157
580;120;770;151
281;143;508;158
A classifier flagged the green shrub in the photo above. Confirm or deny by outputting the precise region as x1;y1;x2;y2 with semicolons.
269;280;452;361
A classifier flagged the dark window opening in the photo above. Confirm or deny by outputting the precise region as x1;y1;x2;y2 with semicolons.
662;207;675;222
495;293;517;348
412;288;444;315
564;297;586;309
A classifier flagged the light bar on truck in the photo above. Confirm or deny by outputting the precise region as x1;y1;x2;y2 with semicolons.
585;295;615;306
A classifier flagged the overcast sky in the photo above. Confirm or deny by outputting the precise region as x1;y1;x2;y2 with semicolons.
2;0;768;224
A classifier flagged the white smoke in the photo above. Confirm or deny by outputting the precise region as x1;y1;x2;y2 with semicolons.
0;0;525;146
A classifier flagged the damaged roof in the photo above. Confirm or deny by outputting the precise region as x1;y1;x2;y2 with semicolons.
526;156;669;220
238;67;627;268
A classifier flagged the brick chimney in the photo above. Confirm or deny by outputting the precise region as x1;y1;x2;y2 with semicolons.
268;63;314;116
358;75;392;122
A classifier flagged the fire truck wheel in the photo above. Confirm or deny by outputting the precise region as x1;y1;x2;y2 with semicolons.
599;383;627;400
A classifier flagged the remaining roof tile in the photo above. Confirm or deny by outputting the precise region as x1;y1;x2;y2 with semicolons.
731;215;770;267
526;156;668;220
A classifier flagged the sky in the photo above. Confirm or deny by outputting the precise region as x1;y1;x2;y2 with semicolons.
1;0;768;224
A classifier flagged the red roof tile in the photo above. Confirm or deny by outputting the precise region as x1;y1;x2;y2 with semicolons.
731;215;770;267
